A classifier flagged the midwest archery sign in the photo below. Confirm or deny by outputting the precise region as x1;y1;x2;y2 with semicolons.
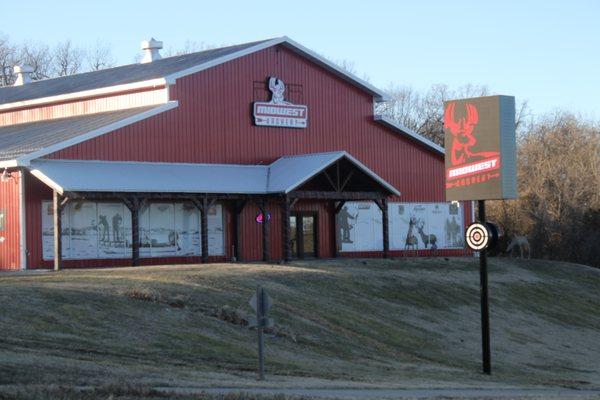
444;95;517;201
253;77;308;128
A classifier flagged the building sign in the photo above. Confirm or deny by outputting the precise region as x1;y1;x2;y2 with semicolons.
253;77;308;128
444;95;517;201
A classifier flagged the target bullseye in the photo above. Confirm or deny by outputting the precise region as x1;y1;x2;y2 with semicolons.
466;223;491;250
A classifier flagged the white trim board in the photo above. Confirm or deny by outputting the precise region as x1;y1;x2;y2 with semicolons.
0;78;168;112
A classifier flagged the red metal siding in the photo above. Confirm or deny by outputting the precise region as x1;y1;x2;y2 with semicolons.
47;45;444;204
0;170;21;269
24;171;50;269
27;44;472;265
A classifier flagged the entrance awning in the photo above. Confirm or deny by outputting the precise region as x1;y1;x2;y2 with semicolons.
29;151;400;196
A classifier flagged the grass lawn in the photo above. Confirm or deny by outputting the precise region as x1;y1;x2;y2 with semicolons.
0;257;599;399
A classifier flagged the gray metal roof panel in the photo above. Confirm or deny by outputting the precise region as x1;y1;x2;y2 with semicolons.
30;159;269;194
0;40;269;104
28;151;400;196
267;151;345;192
0;106;160;161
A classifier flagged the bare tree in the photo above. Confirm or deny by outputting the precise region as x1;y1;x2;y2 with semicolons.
161;40;216;58
376;83;490;146
18;41;52;80
488;112;600;266
52;40;85;76
87;40;114;71
0;33;18;86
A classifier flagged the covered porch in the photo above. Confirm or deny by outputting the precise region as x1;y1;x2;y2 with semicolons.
28;152;399;270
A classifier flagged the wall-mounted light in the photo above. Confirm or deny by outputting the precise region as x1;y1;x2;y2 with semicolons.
0;169;16;183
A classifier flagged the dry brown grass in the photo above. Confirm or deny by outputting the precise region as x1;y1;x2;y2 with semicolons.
0;257;598;397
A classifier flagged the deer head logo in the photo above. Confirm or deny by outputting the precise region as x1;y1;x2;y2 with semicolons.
444;102;479;166
268;77;286;104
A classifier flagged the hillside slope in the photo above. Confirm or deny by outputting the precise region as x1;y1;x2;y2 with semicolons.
0;257;599;392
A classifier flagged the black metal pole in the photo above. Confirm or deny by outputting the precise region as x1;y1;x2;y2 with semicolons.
478;200;491;375
256;285;265;380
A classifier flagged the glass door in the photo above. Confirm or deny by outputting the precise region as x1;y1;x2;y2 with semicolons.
301;215;316;258
290;212;317;258
290;215;298;257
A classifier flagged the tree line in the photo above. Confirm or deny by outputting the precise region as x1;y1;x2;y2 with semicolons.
0;33;116;86
378;85;599;267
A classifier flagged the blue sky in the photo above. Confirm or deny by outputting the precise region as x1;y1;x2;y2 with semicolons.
2;0;598;119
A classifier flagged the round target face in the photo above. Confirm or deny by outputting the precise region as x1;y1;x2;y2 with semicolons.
465;223;491;250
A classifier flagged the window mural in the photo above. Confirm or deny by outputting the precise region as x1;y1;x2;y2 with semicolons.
337;202;465;252
337;203;383;252
42;201;224;260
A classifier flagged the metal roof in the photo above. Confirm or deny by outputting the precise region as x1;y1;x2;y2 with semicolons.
29;152;399;196
0;40;269;104
0;103;177;165
268;151;400;195
30;159;269;194
0;37;389;107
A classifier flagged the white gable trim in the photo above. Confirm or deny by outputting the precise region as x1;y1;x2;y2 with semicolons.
14;101;178;167
278;151;401;196
374;115;445;155
0;78;168;112
279;37;390;102
0;37;389;113
164;36;390;102
29;168;64;194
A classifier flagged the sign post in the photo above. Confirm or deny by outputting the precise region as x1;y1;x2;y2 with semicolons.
477;200;491;374
444;95;517;375
249;285;273;380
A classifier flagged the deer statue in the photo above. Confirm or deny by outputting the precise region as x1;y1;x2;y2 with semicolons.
506;235;531;259
404;216;419;254
416;220;438;250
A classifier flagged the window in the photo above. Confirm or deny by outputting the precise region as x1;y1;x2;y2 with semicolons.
41;201;225;260
0;209;5;230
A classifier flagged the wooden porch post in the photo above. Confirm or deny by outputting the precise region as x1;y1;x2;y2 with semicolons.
123;197;141;267
53;190;62;271
232;200;246;262
200;197;209;263
332;201;346;258
260;198;270;262
381;198;389;258
282;196;291;262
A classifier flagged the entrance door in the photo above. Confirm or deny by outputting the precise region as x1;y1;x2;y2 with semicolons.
290;212;317;258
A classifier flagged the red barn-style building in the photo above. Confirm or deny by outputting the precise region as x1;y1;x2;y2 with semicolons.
0;37;472;270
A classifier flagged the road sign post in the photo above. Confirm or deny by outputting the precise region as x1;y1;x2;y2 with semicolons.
249;285;273;380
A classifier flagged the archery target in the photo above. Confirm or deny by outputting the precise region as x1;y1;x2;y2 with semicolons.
465;223;490;250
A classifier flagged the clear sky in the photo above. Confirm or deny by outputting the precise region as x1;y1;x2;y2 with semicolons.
1;0;598;119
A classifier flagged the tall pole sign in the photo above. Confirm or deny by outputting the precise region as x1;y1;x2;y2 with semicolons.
444;95;517;375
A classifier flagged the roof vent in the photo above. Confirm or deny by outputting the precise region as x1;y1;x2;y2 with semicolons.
140;38;163;63
13;65;34;86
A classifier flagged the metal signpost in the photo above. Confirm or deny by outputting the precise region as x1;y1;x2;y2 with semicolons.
444;95;517;375
465;210;499;374
249;285;273;380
